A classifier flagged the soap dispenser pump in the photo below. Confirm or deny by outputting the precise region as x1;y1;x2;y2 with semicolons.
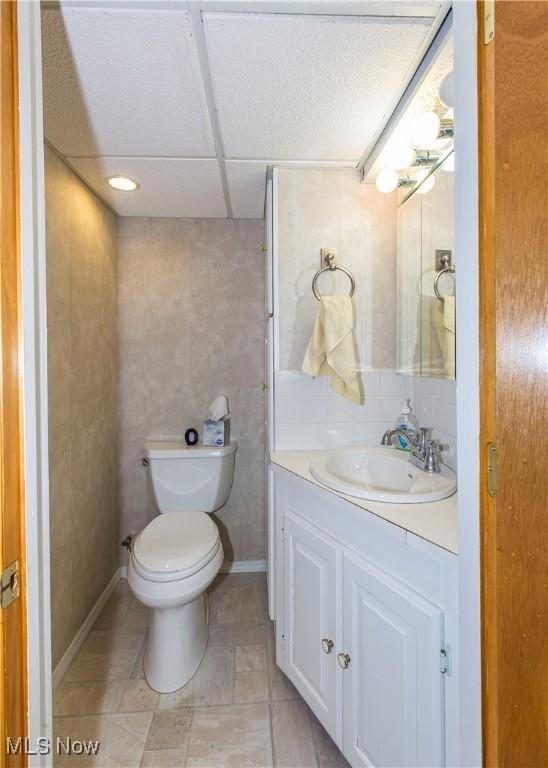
394;398;419;451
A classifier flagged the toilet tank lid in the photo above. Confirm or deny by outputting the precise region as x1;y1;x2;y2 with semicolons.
145;440;237;460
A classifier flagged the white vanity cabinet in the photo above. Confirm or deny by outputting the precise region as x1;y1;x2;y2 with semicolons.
283;510;338;736
273;466;458;768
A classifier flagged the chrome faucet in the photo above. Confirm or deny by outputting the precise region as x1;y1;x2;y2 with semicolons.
380;426;442;473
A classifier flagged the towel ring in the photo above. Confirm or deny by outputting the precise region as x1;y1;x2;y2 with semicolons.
433;265;455;302
312;255;356;301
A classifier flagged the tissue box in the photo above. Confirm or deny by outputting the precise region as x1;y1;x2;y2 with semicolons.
202;419;230;447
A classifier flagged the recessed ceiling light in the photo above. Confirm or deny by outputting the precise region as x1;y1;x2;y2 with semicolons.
107;175;139;192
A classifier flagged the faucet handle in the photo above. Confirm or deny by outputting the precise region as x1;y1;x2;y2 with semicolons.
417;426;432;455
425;439;442;473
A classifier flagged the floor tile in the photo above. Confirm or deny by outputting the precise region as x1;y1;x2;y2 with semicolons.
93;582;133;630
309;712;351;768
130;637;146;680
140;749;187;767
53;680;126;716
119;679;159;712
234;669;268;704
271;700;318;768
235;644;266;671
157;646;234;709
209;582;268;625
145;710;192;751
63;630;145;682
208;622;269;647
54;712;152;767
187;703;272;768
210;573;268;595
121;599;150;630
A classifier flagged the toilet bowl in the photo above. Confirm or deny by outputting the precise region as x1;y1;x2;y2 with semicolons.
127;440;237;693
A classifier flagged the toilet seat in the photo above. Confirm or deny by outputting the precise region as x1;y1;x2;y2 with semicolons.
133;511;220;583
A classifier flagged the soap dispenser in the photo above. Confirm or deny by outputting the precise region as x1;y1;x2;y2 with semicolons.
394;398;419;451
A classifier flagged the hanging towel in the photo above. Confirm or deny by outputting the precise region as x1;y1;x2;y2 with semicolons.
302;295;361;404
434;295;456;378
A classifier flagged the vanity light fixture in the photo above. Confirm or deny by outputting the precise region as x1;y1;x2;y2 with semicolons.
107;175;140;192
375;169;417;194
384;145;417;171
409;112;455;147
375;168;399;194
439;71;455;108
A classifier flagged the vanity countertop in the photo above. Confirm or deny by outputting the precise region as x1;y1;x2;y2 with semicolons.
270;450;458;555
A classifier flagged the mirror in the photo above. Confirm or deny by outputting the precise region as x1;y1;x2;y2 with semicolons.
397;153;455;379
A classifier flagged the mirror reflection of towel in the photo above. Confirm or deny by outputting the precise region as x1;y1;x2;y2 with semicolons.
302;295;361;404
435;295;455;378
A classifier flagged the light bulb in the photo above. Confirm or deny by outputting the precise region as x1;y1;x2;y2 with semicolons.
410;111;441;147
416;168;436;194
107;175;139;191
439;71;455;108
385;145;416;171
375;168;399;194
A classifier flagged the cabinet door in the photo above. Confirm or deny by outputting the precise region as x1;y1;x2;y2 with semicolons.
284;510;338;736
342;553;444;768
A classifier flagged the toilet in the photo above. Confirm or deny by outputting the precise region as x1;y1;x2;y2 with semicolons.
127;439;237;693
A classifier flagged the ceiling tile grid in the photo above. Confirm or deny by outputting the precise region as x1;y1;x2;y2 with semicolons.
41;3;440;218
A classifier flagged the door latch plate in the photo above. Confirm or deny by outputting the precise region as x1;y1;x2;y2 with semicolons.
1;560;20;609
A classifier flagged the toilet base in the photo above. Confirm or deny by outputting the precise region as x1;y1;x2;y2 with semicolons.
145;592;208;693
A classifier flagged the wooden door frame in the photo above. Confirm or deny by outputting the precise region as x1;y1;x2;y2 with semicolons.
0;2;28;763
10;2;52;763
477;3;548;767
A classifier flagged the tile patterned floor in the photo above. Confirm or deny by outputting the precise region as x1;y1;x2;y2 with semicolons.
53;574;349;768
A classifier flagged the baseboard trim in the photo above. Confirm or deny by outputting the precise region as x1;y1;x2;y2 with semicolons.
52;567;123;689
220;560;267;573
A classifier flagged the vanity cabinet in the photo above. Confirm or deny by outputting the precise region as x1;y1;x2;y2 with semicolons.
273;466;457;768
283;511;338;736
341;553;444;767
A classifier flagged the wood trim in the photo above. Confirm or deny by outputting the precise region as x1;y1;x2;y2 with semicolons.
477;2;498;764
0;2;28;766
478;3;548;766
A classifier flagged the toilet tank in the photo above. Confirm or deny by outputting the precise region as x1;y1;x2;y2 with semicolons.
144;441;237;514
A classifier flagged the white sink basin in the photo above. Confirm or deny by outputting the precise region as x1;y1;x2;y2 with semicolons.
309;446;456;504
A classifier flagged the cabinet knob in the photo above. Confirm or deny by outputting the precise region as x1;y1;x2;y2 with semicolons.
337;652;351;669
321;638;334;654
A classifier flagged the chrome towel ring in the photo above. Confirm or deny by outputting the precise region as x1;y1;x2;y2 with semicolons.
433;252;456;302
312;253;356;301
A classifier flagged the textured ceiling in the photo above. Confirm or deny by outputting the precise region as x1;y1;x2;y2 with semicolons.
67;157;227;218
41;2;444;219
42;8;214;157
203;12;430;161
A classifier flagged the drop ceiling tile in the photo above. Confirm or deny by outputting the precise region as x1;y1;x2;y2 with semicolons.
42;7;215;157
203;12;431;162
225;161;268;219
67;158;227;218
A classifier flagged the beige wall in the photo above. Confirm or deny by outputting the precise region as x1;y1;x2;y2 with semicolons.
277;167;398;373
45;146;119;666
274;167;414;452
118;218;265;563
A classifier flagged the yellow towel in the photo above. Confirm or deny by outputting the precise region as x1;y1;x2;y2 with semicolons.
302;295;361;404
434;295;455;378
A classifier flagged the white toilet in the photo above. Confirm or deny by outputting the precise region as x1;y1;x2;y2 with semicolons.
127;439;237;693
